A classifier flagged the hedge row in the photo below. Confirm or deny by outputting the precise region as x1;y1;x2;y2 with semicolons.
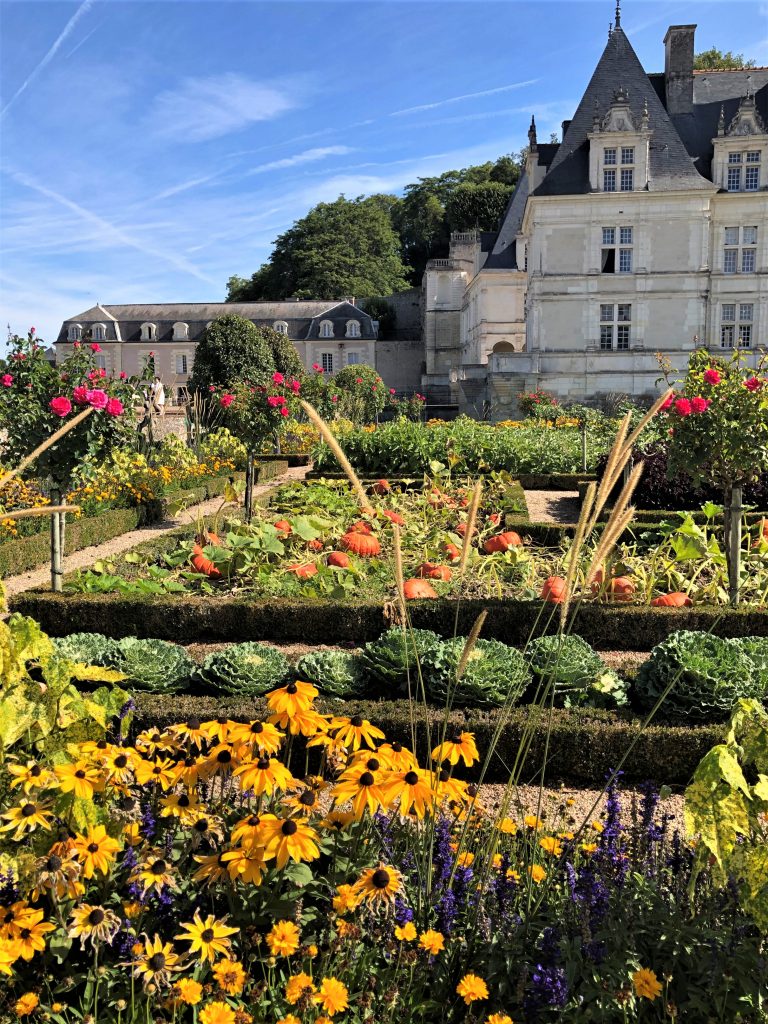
304;471;594;491
13;592;768;649
129;693;718;785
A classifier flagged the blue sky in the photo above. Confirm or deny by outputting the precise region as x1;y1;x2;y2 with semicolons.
1;0;766;344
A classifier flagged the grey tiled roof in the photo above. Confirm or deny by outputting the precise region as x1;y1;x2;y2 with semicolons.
485;170;530;269
534;27;711;196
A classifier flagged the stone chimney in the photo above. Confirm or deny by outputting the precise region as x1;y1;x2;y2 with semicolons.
663;24;696;116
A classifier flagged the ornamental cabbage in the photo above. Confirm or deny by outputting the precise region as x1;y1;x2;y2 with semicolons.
295;650;370;699
731;636;768;697
117;637;194;694
53;632;124;669
421;637;530;708
360;627;442;694
193;642;290;697
525;635;605;706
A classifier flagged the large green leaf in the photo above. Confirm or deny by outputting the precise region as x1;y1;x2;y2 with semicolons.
684;780;750;869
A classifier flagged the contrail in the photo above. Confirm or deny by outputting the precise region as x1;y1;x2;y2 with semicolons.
390;80;540;117
1;0;95;118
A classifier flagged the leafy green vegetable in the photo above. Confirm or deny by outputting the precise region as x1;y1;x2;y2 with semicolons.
421;637;529;708
117;637;194;694
193;642;289;697
634;630;762;722
731;637;768;697
360;627;442;695
53;632;124;669
295;650;369;699
525;635;605;706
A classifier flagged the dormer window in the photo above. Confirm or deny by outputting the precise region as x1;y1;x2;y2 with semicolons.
141;323;156;341
172;322;189;341
345;320;361;338
273;321;289;335
92;324;106;342
68;324;83;341
319;320;334;338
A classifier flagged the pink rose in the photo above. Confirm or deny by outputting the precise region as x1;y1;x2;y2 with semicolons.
691;396;710;413
312;363;321;372
73;385;89;405
703;368;721;385
91;342;101;353
371;386;377;391
660;395;674;411
220;393;233;408
119;371;127;379
267;395;281;407
29;327;35;335
209;385;216;392
49;396;72;418
87;388;108;409
744;376;763;392
290;380;300;393
99;368;106;378
674;398;692;417
355;377;363;384
106;398;124;416
389;388;396;395
272;372;284;385
331;395;338;403
280;406;289;417
2;374;12;387
73;341;81;349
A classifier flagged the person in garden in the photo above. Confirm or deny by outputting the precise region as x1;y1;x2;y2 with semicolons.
151;375;166;417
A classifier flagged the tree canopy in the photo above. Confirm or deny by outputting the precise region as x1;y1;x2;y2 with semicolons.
694;48;756;69
188;314;276;391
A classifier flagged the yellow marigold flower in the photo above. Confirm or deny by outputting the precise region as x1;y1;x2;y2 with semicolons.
456;974;489;1005
285;971;316;1004
199;1001;236;1024
314;977;349;1017
418;929;445;955
528;864;547;884
496;817;517;835
266;920;300;957
581;843;598;855
394;922;417;941
590;820;604;833
486;1015;514;1024
332;884;360;915
212;958;247;995
539;836;563;857
632;967;663;1000
524;814;543;831
14;993;39;1016
456;851;474;868
277;1017;301;1024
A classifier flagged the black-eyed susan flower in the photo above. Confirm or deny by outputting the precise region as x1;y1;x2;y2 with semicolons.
211;958;247;995
320;810;355;832
273;706;329;738
199;1001;236;1024
13;909;55;961
379;767;435;818
72;825;121;879
418;929;445;955
131;933;181;988
134;728;176;756
230;719;283;755
175;912;238;963
160;791;203;823
68;904;121;948
331;770;384;819
103;746;136;784
431;731;479;767
130;854;178;895
632;967;663;1000
266;920;300;957
0;937;22;976
200;743;239;780
234;756;293;796
173;755;203;789
6;760;53;793
31;851;83;901
192;853;230;886
229;813;268;848
375;741;417;771
266;680;318;718
329;715;385;751
133;757;176;790
285;971;316;1005
0;800;54;840
221;846;267;885
282;787;321;816
53;761;101;799
201;718;233;745
170;717;210;746
433;769;469;806
314;977;349;1017
188;814;225;847
261;818;321;870
456;973;489;1005
352;864;402;906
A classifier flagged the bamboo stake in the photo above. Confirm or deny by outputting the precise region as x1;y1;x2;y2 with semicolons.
392;523;406;610
0;406;95;490
0;505;79;521
300;400;369;509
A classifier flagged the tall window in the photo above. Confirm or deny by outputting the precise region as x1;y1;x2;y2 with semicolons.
723;226;757;274
175;354;188;375
92;324;106;341
345;320;361;338
721;303;754;348
745;151;761;191
321;352;334;372
273;321;289;335
319;320;334;338
67;324;82;341
603;168;617;192
599;303;631;350
94;353;107;370
727;150;762;191
620;168;634;191
347;352;361;365
602;226;633;273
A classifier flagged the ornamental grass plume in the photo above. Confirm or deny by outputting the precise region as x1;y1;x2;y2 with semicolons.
459;480;483;574
300;399;369;509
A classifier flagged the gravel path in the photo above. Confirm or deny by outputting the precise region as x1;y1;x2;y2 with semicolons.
3;465;310;597
524;489;580;525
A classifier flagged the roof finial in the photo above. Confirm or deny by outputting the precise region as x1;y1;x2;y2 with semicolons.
717;104;725;135
528;114;538;150
608;21;613;38
615;0;621;28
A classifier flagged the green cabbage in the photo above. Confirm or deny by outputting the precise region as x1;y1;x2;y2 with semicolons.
53;632;123;669
731;637;768;697
525;635;605;706
193;642;289;697
117;637;194;694
421;636;530;708
295;650;369;699
360;627;441;694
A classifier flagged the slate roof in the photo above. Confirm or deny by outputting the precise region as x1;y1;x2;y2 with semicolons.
534;27;711;196
56;300;376;345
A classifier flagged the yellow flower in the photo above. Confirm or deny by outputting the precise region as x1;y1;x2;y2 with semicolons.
54;761;101;800
590;820;604;833
72;824;121;879
332;884;360;915
260;817;320;870
456;851;474;868
394;922;417;941
0;937;22;976
496;817;517;835
431;731;479;767
131;934;181;989
528;864;547;884
632;967;663;1000
314;977;349;1017
539;836;563;857
212;958;247;995
14;993;39;1016
285;971;316;1004
418;930;445;955
486;1015;514;1024
266;920;300;957
524;814;543;831
456;974;489;1005
353;864;403;906
277;1017;301;1024
175;912;238;963
68;904;121;948
174;979;203;1005
199;1001;236;1024
580;843;598;855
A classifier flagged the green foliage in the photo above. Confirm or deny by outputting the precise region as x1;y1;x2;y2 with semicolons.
53;632;123;669
422;636;530;708
117;636;194;693
360;627;442;693
731;636;768;694
634;630;764;722
694;47;756;69
263;326;305;379
227;196;411;301
444;181;512;232
199;428;248;469
295;649;369;698
193;641;290;696
526;634;608;705
188;314;276;392
332;365;387;423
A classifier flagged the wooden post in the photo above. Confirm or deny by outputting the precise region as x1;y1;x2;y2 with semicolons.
726;484;743;606
50;487;63;592
244;452;254;523
581;420;588;474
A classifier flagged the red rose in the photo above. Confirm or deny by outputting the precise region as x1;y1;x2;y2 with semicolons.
119;372;127;379
91;342;102;353
272;372;284;385
691;396;710;413
674;398;692;416
220;393;233;408
744;376;763;392
2;374;12;387
73;385;89;405
29;327;35;335
49;396;72;417
86;388;108;409
280;406;289;416
106;398;124;416
703;368;721;385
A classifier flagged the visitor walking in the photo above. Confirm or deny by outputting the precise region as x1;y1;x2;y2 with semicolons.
151;376;166;417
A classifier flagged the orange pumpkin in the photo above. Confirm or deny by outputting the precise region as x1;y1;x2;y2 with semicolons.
752;519;768;548
456;522;477;538
327;551;351;568
370;479;391;495
541;576;567;603
196;528;222;546
402;578;438;599
487;512;502;527
416;562;452;582
442;541;461;562
340;532;381;557
274;519;292;536
381;509;406;526
348;520;374;535
287;562;318;580
651;592;692;607
190;543;222;579
590;569;636;601
483;531;523;554
306;538;324;552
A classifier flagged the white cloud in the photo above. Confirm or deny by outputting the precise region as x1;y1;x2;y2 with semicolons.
242;145;353;177
147;74;298;142
390;80;540;117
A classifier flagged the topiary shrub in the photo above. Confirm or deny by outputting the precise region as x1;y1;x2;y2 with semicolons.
633;630;762;722
117;637;194;694
295;650;370;699
359;627;442;695
193;642;290;697
421;637;530;708
525;635;605;705
53;632;124;669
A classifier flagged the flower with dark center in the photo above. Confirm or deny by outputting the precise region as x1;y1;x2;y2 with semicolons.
282;820;298;836
151;860;166;875
299;791;316;806
366;758;380;771
21;803;35;817
351;715;363;727
89;909;105;925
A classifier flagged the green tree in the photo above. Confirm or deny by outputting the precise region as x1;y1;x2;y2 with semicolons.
263;326;305;379
445;181;513;232
188;314;276;391
358;297;396;338
226;196;410;302
694;48;756;69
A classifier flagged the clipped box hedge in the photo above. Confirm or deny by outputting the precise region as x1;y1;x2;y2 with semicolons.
129;692;718;785
13;592;768;649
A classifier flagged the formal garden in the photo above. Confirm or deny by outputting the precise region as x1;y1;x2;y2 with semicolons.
0;320;767;1022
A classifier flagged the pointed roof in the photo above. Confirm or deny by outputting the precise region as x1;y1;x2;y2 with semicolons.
534;27;711;196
